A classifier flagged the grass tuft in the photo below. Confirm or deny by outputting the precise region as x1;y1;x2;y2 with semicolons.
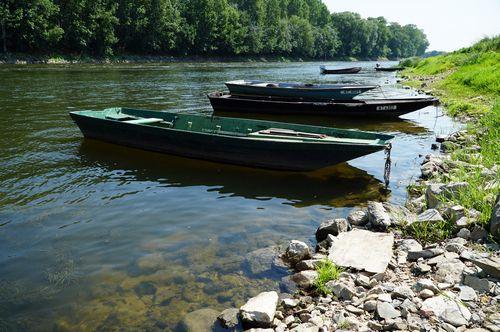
314;259;344;295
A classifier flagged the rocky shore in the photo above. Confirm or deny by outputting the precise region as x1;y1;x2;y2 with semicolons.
179;128;499;332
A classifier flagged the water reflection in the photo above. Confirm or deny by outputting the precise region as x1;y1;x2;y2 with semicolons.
78;140;388;208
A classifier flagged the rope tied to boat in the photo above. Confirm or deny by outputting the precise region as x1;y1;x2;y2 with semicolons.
384;143;392;187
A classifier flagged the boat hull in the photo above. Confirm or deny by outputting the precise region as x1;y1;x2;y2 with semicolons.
320;67;362;74
208;93;439;118
70;112;389;171
375;67;404;72
225;81;376;100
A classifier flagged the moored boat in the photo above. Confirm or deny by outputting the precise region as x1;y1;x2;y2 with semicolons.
320;66;362;74
207;92;439;118
225;80;378;100
375;67;404;72
70;107;393;171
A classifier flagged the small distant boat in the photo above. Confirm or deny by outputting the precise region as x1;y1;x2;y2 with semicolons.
320;66;362;75
70;107;393;171
225;80;378;100
375;66;404;72
208;92;439;118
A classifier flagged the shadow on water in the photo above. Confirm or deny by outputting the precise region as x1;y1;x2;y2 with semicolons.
78;139;389;208
212;110;430;134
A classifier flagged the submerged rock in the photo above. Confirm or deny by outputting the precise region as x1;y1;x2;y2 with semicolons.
240;291;278;328
328;229;394;274
179;308;220;332
244;246;288;276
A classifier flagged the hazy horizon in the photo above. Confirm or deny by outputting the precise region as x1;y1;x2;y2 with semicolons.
324;0;500;52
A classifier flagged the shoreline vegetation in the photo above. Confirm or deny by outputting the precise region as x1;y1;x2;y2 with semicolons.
0;53;394;65
1;1;428;60
185;37;500;331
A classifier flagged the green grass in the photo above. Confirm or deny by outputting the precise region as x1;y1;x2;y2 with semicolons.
313;259;344;295
404;220;454;245
402;36;500;117
401;37;499;241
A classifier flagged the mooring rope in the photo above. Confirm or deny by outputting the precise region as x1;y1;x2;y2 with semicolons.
384;143;392;187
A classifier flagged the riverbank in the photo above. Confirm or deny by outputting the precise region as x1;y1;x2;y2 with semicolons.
179;38;499;331
0;52;391;65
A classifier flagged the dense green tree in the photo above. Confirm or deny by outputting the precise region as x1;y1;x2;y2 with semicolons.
2;0;429;59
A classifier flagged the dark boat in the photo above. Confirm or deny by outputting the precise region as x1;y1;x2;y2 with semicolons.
70;107;393;171
208;92;439;118
375;67;404;72
320;66;362;74
225;80;378;100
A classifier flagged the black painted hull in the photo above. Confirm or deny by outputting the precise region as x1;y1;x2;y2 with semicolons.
70;112;387;171
208;93;439;118
375;67;404;72
320;67;362;74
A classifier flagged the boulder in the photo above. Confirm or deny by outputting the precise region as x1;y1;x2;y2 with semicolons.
295;259;323;272
417;209;444;223
398;239;423;252
328;229;394;274
382;202;416;226
315;218;349;241
367;202;392;228
421;293;471;327
347;209;369;226
407;248;444;261
290;270;318;289
426;183;445;208
240;291;278;328
377;302;401;320
244;246;288;276
218;308;241;329
444;205;465;222
467;256;500;279
490;195;500;241
457;228;471;239
325;281;357;301
284;240;311;265
180;308;220;332
458;286;477;301
435;259;466;284
463;275;490;293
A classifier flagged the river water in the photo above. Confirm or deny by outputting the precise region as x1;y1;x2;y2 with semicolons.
0;61;458;331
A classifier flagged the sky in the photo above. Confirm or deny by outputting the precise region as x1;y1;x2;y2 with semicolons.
323;0;500;52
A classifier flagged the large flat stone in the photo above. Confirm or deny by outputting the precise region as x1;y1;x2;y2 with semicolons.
328;229;394;274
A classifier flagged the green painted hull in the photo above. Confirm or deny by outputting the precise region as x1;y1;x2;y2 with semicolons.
70;108;393;171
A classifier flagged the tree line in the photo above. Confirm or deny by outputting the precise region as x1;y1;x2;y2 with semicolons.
0;0;429;59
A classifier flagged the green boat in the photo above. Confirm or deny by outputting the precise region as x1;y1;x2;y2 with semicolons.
70;107;393;171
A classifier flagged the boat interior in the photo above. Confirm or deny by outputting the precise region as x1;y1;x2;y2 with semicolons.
75;108;392;145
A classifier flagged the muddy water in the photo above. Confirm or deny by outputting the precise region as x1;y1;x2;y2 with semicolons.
0;61;458;330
